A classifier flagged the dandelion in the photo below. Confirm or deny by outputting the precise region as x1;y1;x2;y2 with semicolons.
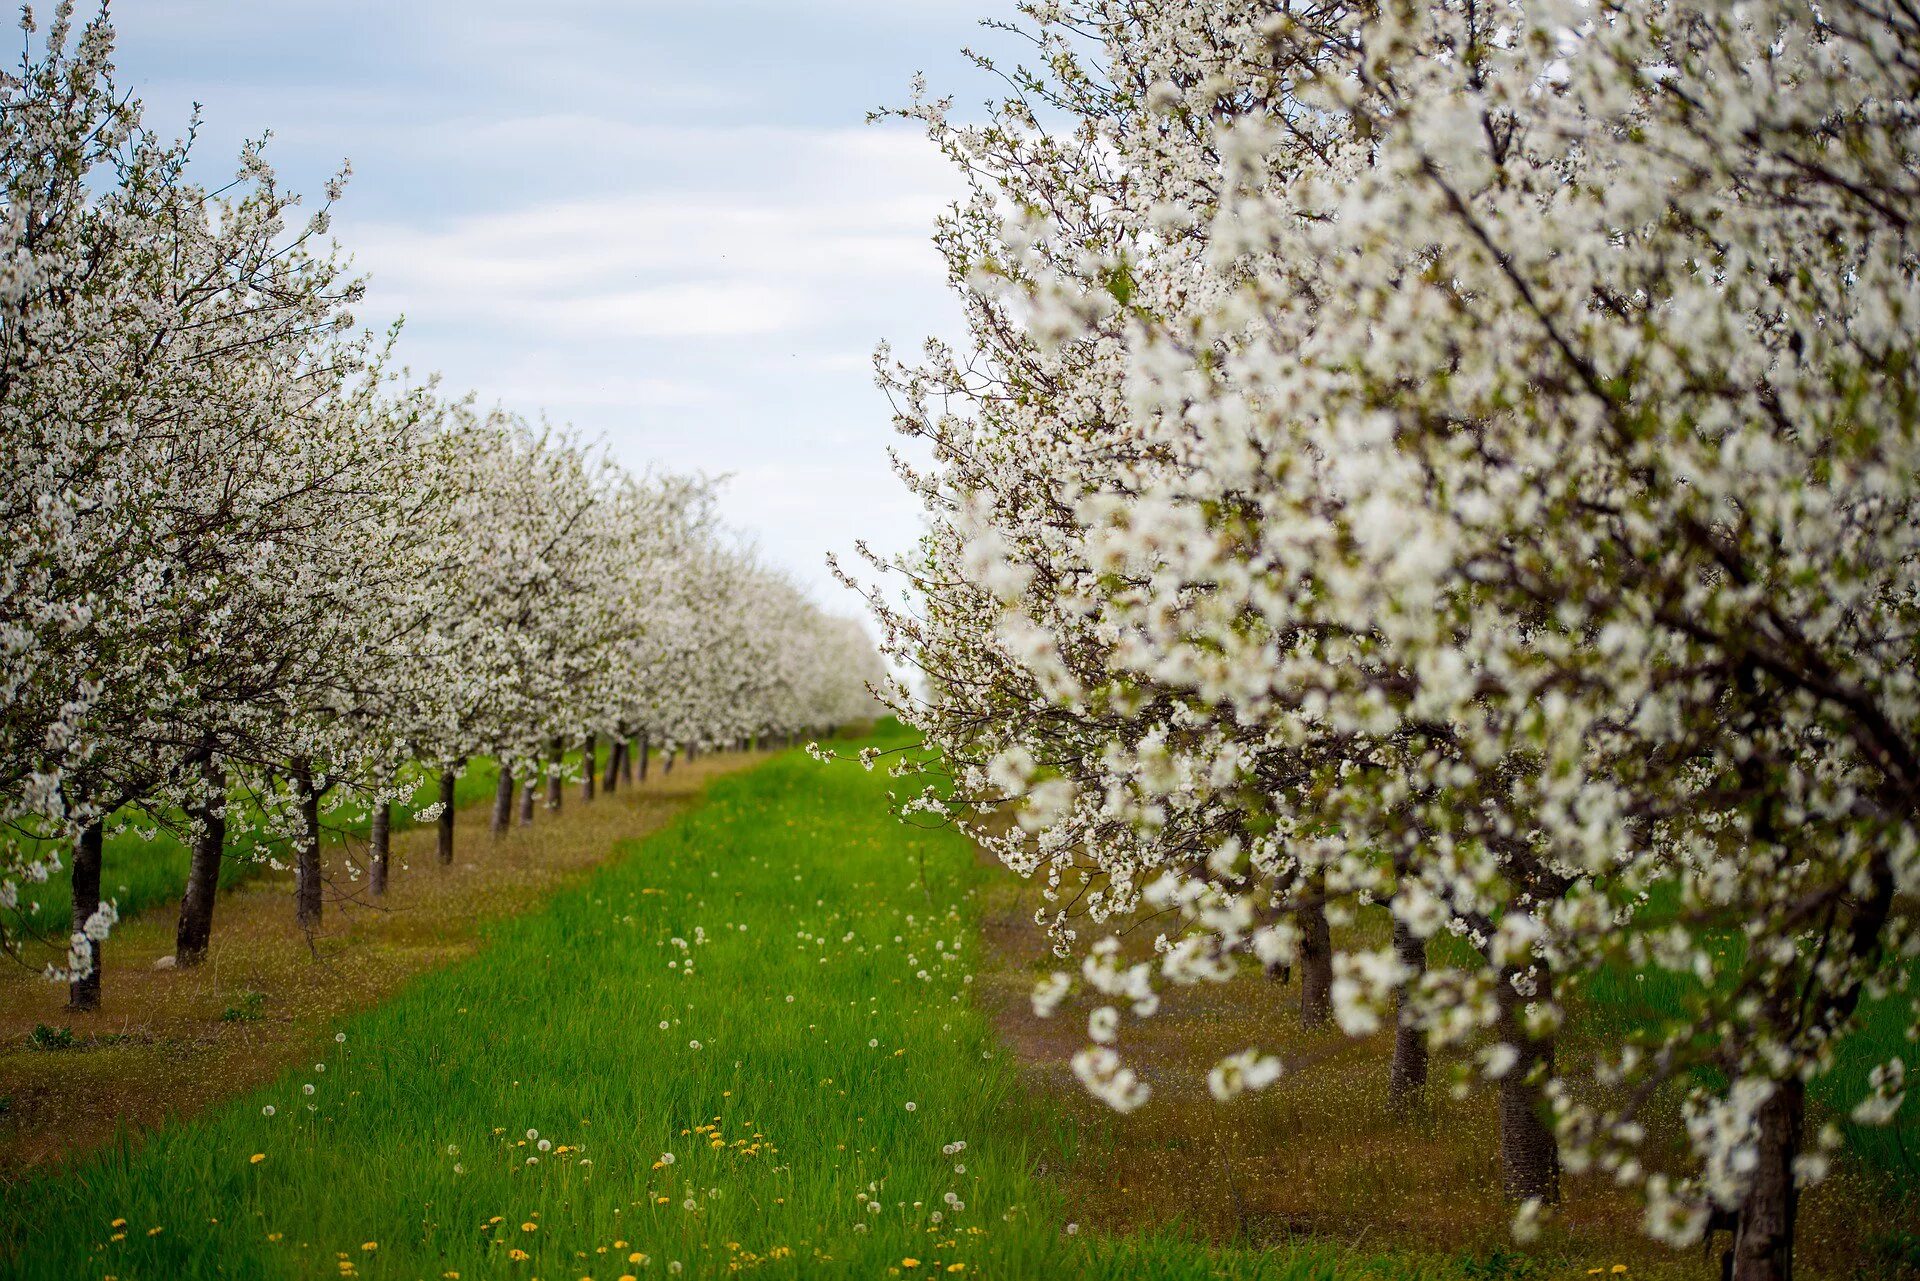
250;1154;266;1165
335;1032;347;1043
303;1084;315;1096
659;1151;676;1165
361;1242;377;1252
508;1248;530;1261
903;1259;920;1269
688;1040;702;1050
521;1222;538;1233
527;1129;540;1141
314;1063;325;1073
262;1105;276;1117
537;1138;552;1152
905;1101;917;1112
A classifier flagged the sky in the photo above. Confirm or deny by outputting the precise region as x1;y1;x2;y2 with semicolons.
110;0;1001;613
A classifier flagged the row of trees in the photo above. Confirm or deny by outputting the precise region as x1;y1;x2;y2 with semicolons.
0;6;883;1009
859;2;1916;1278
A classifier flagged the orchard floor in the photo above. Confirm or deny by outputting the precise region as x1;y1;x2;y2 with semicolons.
2;730;1913;1279
0;749;759;1175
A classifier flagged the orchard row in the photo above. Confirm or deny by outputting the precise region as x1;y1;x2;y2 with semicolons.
857;4;1918;1280
0;10;884;1006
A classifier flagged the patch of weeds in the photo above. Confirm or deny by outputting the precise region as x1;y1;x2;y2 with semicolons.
1457;1250;1541;1281
25;1024;75;1051
219;991;266;1023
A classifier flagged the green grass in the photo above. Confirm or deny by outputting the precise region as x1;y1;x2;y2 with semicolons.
2;728;1464;1281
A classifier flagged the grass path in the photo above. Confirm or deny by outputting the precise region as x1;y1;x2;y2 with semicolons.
5;729;1420;1281
15;731;1905;1279
0;750;756;1175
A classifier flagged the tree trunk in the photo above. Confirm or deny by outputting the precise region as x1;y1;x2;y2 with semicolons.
664;748;676;776
436;769;457;865
293;763;323;929
1388;919;1429;1111
622;737;636;784
546;739;563;811
368;797;390;897
581;734;597;801
68;821;104;1011
518;776;535;826
176;760;227;965
491;765;514;836
1729;1078;1803;1281
1298;880;1333;1030
602;739;621;795
1495;963;1561;1204
637;733;650;782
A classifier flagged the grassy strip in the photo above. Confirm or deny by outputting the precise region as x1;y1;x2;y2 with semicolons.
4;729;1469;1280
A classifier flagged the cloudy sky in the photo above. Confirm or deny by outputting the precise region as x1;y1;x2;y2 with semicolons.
113;0;999;609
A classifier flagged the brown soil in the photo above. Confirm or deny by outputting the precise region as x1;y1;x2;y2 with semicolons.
973;866;1904;1279
0;751;758;1181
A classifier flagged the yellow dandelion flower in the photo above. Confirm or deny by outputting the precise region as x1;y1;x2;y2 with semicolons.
628;1252;647;1264
250;1153;266;1164
111;1219;126;1228
110;1232;125;1242
522;1222;538;1233
903;1259;920;1269
146;1227;164;1237
508;1247;530;1261
361;1242;378;1251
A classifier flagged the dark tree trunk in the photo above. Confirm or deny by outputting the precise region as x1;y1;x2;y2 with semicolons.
622;737;636;784
602;739;621;794
518;776;535;826
491;765;514;836
1298;880;1333;1030
546;739;563;811
67;821;104;1011
664;748;676;775
293;763;323;929
1729;1078;1803;1281
1495;963;1561;1204
1388;919;1429;1111
368;797;390;897
637;733;650;782
436;769;457;865
176;760;227;965
581;734;596;801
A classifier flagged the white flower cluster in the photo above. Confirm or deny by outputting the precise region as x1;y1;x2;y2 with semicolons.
861;0;1920;1268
